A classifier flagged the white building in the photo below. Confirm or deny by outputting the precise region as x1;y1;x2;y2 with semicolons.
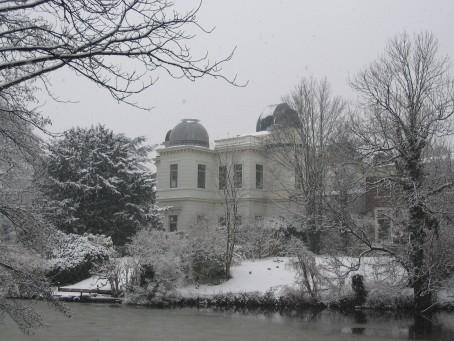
155;104;298;232
155;104;402;247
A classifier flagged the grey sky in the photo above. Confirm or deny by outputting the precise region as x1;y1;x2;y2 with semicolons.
40;0;454;146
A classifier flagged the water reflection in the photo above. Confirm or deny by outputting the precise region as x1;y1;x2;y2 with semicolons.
408;313;454;340
351;310;367;335
2;303;454;341
210;307;454;340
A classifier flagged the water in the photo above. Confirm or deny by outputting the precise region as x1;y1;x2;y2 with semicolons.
1;302;454;341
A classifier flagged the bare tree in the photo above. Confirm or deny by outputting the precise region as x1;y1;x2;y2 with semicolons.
0;0;239;103
265;77;346;253
0;0;239;329
351;32;454;311
217;150;242;278
0;0;241;153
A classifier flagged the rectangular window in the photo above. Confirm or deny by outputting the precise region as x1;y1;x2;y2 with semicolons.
375;208;392;243
234;164;242;188
197;215;206;226
255;215;263;224
219;165;227;189
197;164;206;189
170;164;178;188
295;167;303;190
169;215;178;232
256;164;263;189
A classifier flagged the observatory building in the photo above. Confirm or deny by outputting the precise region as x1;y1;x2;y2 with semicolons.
155;104;297;232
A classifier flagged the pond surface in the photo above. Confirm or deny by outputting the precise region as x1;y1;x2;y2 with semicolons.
1;302;454;341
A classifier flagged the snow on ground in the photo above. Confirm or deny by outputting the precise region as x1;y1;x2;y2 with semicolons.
61;276;111;291
179;256;407;298
437;276;454;305
179;257;298;297
54;256;454;305
53;276;111;298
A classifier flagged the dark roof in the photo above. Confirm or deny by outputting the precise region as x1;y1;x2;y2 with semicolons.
256;103;298;132
168;119;209;148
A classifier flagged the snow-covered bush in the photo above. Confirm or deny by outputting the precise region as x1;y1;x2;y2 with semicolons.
126;229;189;301
41;125;156;245
47;232;113;285
365;282;413;310
91;256;139;297
236;219;287;259
291;245;323;301
188;227;226;284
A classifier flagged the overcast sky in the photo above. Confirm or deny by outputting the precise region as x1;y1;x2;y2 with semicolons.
40;0;454;146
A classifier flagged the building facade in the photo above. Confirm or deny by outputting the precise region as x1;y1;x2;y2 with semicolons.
155;120;293;233
155;105;399;245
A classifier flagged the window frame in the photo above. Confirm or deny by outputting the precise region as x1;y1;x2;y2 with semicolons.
197;163;206;189
256;163;263;189
233;163;242;188
219;165;227;189
170;163;178;188
375;208;393;243
169;215;178;232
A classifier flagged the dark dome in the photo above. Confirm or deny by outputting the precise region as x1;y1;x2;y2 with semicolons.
256;103;299;132
164;129;172;142
168;119;209;148
273;103;298;127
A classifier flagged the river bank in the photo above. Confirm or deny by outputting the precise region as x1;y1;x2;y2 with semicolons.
3;302;454;341
53;256;454;313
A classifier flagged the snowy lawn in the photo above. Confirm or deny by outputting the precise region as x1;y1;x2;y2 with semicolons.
60;276;111;291
179;256;408;298
53;276;111;298
179;257;297;297
54;256;454;306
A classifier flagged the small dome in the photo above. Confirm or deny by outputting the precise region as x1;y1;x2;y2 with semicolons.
164;129;172;142
168;119;209;148
273;103;298;127
256;103;298;132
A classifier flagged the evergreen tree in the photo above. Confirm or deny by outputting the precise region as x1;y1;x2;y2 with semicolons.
42;125;156;245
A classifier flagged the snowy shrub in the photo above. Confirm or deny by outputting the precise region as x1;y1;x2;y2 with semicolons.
126;229;190;301
365;282;413;310
188;227;225;284
41;125;156;245
47;232;113;285
91;256;139;297
290;239;324;301
236;220;287;259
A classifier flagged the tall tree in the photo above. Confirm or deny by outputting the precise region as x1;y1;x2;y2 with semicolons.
0;0;237;328
0;0;238;104
0;114;66;331
351;32;454;311
265;77;346;253
217;148;244;278
42;125;155;245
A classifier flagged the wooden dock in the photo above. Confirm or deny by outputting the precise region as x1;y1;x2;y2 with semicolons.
58;287;113;295
55;287;121;304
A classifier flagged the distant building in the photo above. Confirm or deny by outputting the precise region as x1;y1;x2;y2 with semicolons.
155;104;401;245
155;105;299;233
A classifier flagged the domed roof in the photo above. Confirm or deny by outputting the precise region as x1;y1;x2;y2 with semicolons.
256;103;298;132
168;119;209;148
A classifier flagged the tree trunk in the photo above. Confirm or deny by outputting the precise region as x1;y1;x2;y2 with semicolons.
405;155;433;311
306;194;321;254
408;205;432;311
